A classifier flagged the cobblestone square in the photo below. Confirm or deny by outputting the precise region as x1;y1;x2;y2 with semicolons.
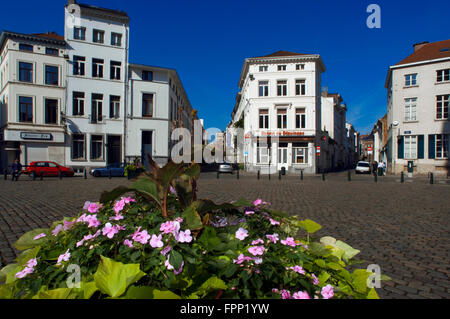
0;172;449;299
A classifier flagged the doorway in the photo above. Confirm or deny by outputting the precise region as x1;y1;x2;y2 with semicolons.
141;131;153;170
278;143;288;171
107;135;121;165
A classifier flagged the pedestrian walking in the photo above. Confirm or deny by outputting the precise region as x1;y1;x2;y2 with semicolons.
377;161;383;176
382;162;387;176
11;158;23;182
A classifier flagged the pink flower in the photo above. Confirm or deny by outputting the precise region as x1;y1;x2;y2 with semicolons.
281;237;297;248
87;203;100;214
122;196;135;204
114;199;126;214
102;223;119;239
159;221;180;235
52;224;64;236
150;234;164;248
245;210;255;215
251;238;264;245
63;220;74;231
312;274;319;285
266;233;279;243
86;214;100;228
15;267;34;279
248;246;265;256
176;230;192;243
124;239;134;248
253;199;263;206
76;239;85;247
293;291;310;299
281;290;291;299
27;258;37;268
321;284;334;299
174;217;183;223
233;254;253;264
253;257;263;264
161;245;171;256
110;214;124;221
165;256;184;275
169;186;177;195
288;265;306;275
131;227;151;244
83;201;91;210
269;218;280;226
56;249;71;266
33;233;46;240
235;227;248;240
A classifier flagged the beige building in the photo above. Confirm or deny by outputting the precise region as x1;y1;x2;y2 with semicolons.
385;40;450;175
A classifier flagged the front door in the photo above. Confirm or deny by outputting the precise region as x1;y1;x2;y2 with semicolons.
107;136;121;165
141;131;153;170
278;144;288;171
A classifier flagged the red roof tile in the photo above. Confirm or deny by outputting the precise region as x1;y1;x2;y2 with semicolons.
32;32;65;41
254;50;308;58
395;39;450;65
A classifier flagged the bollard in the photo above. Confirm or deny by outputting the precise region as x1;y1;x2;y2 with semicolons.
32;171;36;181
257;170;260;180
374;172;377;183
301;170;304;181
84;169;87;179
348;170;351;181
40;172;44;181
430;172;434;185
3;169;7;180
216;171;219;179
59;170;63;180
401;171;404;183
278;171;281;180
322;172;325;181
237;169;239;180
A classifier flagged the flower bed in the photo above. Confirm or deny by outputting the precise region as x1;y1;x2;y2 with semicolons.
0;157;387;299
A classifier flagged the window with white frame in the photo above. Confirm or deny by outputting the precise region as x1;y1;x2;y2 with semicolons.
404;135;417;159
405;74;417;86
296;64;305;70
295;79;306;96
73;56;85;76
74;27;86;40
292;143;308;164
93;29;104;44
90;135;104;160
111;33;122;46
109;95;120;119
404;98;417;121
73;92;84;116
277;80;287;96
436;69;450;82
91;94;103;123
258;81;269;97
72;134;85;160
436;95;449;119
92;58;104;78
259;109;269;129
257;145;269;164
110;61;121;80
295;108;306;128
259;66;268;72
277;65;286;71
277;109;287;129
142;93;154;117
436;134;449;159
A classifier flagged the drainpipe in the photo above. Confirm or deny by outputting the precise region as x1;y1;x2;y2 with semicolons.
123;25;129;165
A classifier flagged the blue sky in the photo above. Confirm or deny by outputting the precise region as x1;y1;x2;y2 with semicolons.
2;0;449;134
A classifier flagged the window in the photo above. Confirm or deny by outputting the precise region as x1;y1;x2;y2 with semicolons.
258;81;269;97
142;94;154;117
45;99;57;124
19;43;33;52
435;134;449;159
277;109;287;129
295;108;306;128
295;79;306;96
73;56;85;76
110;61;121;80
405;74;417;86
404;135;417;159
91;94;103;123
109;95;120;119
404;98;417;121
90;135;104;160
111;33;122;46
74;27;86;40
45;47;59;56
259;109;269;129
437;69;450;82
73;92;84;116
292;143;308;163
277;65;286;71
92;58;104;78
93;29;104;43
296;64;305;70
277;80;287;96
142;70;153;81
19;62;33;82
259;66;268;72
257;145;269;164
45;65;59;86
19;96;33;122
436;95;449;119
72;134;85;160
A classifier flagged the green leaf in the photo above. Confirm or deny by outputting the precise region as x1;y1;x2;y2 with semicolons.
314;259;326;268
125;285;154;299
196;276;227;297
297;219;322;234
320;236;337;246
318;272;331;284
182;206;203;231
309;242;328;256
352;269;371;294
93;256;146;298
169;250;183;271
152;289;181;299
80;281;99;299
131;177;161;205
16;246;41;266
99;186;131;204
334;240;360;262
231;198;252;207
367;288;380;299
0;283;14;299
198;226;221;250
35;288;77;299
326;262;343;271
183;164;201;179
0;264;20;283
14;228;49;251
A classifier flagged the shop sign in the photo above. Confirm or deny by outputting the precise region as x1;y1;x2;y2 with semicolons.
20;132;53;140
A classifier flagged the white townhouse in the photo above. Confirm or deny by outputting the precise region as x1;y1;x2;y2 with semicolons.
345;122;359;168
228;50;329;174
386;40;450;175
0;31;67;171
127;63;196;167
64;0;130;172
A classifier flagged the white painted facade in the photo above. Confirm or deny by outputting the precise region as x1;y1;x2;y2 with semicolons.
386;42;450;175
0;32;67;171
228;52;328;174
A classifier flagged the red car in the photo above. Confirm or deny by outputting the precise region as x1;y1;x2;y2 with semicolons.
23;161;74;177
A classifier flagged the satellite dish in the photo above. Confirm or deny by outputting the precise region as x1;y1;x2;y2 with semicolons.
392;121;399;126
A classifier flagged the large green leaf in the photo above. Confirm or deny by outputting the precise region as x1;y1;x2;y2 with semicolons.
182;206;203;230
100;186;132;204
196;276;227;297
131;177;161;205
0;264;21;284
125;285;154;299
297;219;322;234
169;250;183;271
231;198;252;207
152;289;181;299
351;269;371;294
93;256;146;298
34;288;77;299
183;164;201;179
367;288;380;299
16;246;41;266
192;199;235;214
80;281;99;299
334;240;360;262
14;228;49;251
0;283;14;299
157;161;185;190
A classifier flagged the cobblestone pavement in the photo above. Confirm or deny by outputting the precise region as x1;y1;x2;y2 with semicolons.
0;172;449;299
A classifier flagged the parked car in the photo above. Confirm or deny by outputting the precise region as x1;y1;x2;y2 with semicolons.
90;163;125;177
23;161;74;177
217;162;235;174
355;161;371;174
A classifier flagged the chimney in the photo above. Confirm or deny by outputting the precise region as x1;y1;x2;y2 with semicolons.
413;41;429;52
67;0;77;5
321;86;328;97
